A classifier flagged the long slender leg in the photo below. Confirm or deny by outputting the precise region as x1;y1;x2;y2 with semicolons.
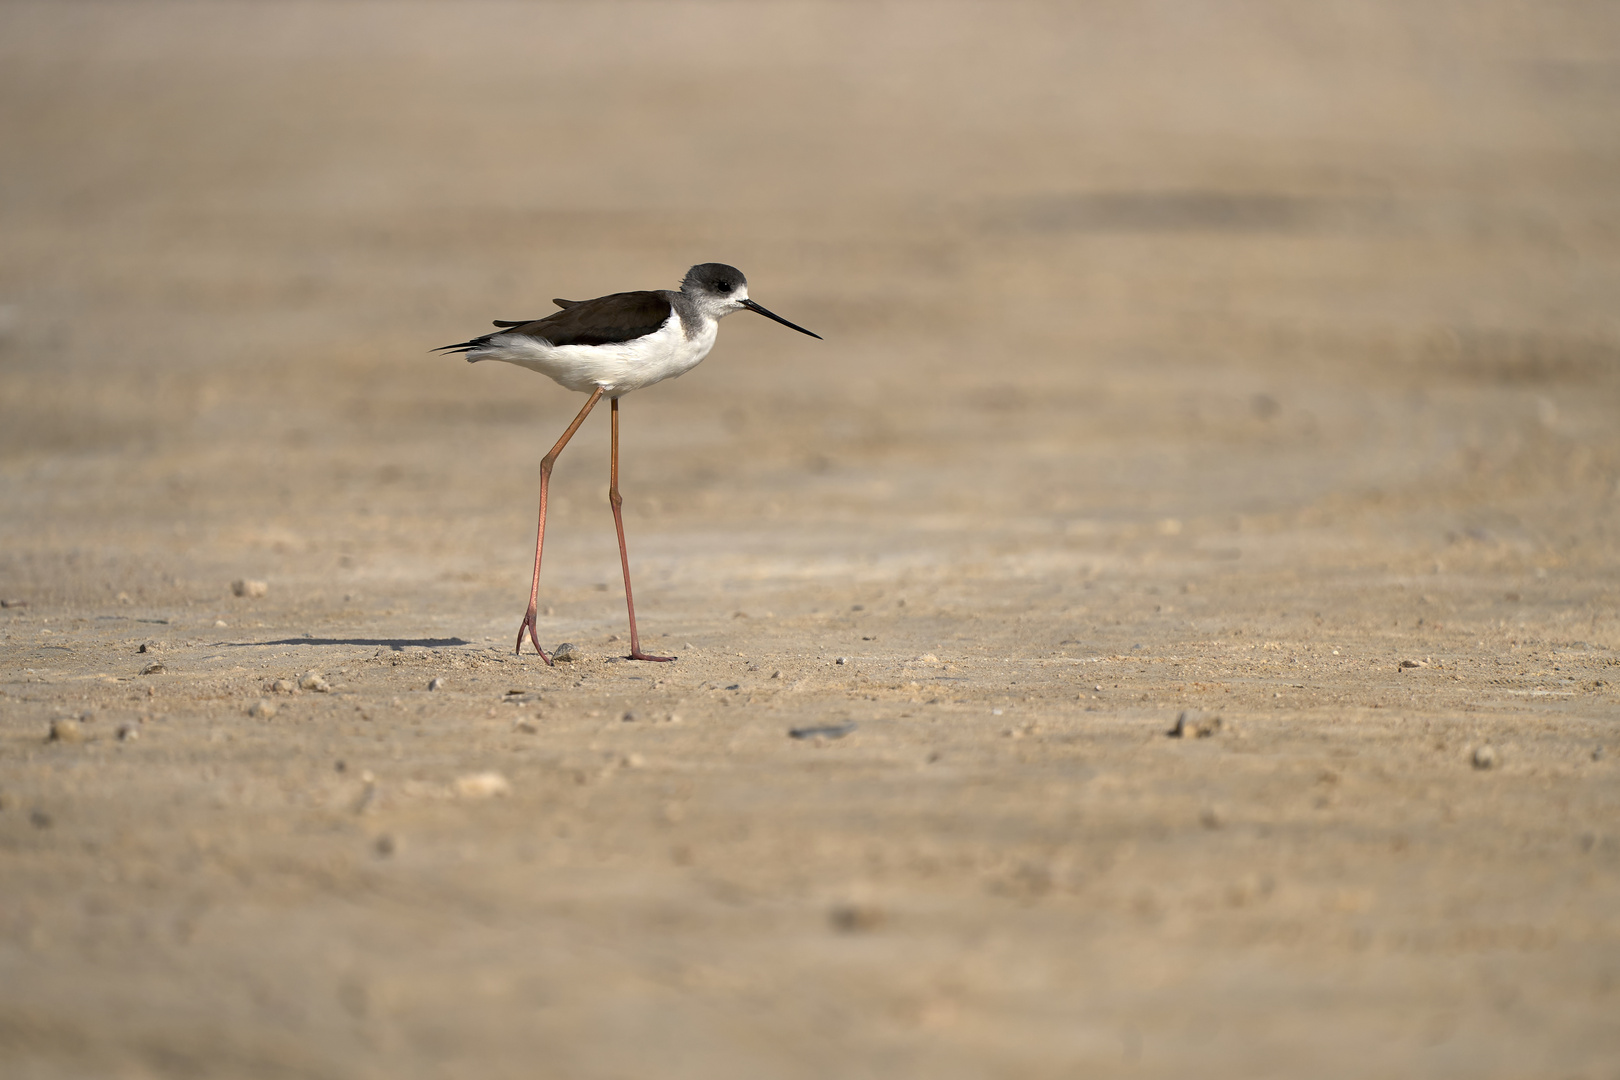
517;386;605;660
609;397;676;662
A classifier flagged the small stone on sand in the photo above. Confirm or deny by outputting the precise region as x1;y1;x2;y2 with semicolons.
428;677;445;691
248;699;278;719
1169;710;1222;738
789;722;858;741
141;662;166;675
454;771;511;798
48;718;83;743
552;643;580;663
231;579;269;599
298;672;330;692
829;903;886;932
270;679;295;694
1472;745;1498;770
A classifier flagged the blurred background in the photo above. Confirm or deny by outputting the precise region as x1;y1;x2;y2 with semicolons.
2;3;1618;1078
2;0;1614;616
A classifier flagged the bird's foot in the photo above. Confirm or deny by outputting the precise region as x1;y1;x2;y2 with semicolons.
627;650;677;663
516;611;554;665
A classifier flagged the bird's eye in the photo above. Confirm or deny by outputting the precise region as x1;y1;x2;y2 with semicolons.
717;282;731;292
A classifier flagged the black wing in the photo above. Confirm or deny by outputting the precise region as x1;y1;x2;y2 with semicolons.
435;291;672;354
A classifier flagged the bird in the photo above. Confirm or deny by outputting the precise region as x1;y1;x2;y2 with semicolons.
435;263;821;664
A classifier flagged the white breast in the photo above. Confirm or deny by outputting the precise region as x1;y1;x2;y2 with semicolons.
473;311;718;396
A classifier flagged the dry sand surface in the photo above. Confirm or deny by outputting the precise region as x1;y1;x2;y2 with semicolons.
2;2;1618;1077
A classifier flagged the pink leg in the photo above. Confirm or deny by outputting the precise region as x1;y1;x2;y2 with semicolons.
610;397;675;662
517;387;605;660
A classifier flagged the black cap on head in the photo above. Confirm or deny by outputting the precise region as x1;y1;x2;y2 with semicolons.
683;263;747;295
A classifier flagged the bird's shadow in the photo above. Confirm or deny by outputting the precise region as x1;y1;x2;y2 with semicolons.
232;637;472;651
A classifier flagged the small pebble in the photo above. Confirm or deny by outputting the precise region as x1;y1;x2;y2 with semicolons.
298;672;330;692
48;718;84;743
1169;710;1222;738
30;809;52;829
622;711;637;722
512;719;539;734
620;753;645;769
917;653;939;663
374;834;397;857
552;643;580;663
770;669;783;679
117;723;139;742
835;656;848;665
141;662;166;676
247;699;278;720
270;678;295;694
138;642;162;654
454;771;511;798
1399;659;1427;670
789;722;858;741
428;676;446;691
231;579;269;599
1472;745;1498;770
829;903;886;932
353;772;378;814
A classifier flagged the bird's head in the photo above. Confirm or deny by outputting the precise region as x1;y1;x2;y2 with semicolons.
681;263;821;338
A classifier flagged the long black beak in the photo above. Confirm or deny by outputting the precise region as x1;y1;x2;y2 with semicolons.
741;298;822;339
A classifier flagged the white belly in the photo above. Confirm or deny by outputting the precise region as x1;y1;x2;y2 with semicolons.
472;312;718;395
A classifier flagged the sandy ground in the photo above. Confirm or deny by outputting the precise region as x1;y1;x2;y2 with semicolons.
2;3;1618;1077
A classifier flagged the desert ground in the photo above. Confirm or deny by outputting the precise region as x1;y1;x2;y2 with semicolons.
1;3;1617;1077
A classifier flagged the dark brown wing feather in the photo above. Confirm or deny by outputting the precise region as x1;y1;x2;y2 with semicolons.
437;291;672;354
